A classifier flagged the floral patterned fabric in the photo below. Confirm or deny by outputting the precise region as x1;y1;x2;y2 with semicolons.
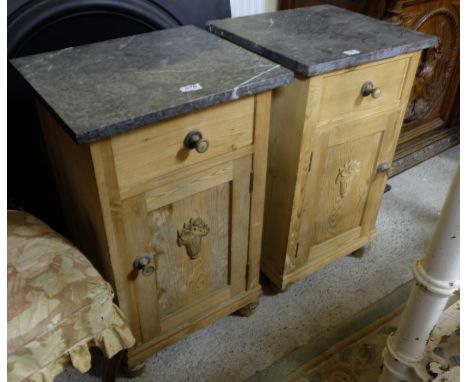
7;210;135;382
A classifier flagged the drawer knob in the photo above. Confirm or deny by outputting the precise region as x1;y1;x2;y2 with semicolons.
377;161;391;175
133;255;155;277
184;131;209;153
361;81;381;99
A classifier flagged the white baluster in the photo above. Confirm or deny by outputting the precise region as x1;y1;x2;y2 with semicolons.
379;164;460;382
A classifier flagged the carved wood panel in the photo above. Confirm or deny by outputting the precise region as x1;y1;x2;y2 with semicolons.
385;0;459;143
139;153;252;328
149;183;230;318
282;0;387;17
311;129;381;245
404;9;458;123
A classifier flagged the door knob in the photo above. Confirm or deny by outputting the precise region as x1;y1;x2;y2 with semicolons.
377;161;391;175
184;130;209;153
133;255;155;277
361;81;381;99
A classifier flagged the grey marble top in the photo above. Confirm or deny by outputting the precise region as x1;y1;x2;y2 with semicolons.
208;5;438;77
10;25;293;144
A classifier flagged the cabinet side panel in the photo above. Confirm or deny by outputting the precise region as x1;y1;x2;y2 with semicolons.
261;79;311;279
282;76;324;277
37;102;115;287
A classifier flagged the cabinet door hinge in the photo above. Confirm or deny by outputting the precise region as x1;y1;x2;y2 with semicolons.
308;152;314;172
295;242;300;258
249;171;254;193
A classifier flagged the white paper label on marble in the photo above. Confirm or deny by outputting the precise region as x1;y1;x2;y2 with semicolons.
180;83;203;93
342;49;361;56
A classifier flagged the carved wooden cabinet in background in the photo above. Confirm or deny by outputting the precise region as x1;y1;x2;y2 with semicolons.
282;0;388;17
386;0;459;174
282;0;460;175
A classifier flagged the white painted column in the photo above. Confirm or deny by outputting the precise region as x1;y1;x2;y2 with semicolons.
230;0;279;17
379;164;460;382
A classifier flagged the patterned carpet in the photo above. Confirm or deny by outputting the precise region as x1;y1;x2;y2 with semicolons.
248;283;460;382
290;310;403;382
295;302;460;382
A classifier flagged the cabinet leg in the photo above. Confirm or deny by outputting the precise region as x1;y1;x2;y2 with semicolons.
349;245;371;258
268;279;290;294
102;351;123;382
121;358;146;378
237;301;259;317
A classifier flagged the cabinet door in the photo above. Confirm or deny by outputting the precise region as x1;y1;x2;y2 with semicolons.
293;111;400;271
123;156;252;341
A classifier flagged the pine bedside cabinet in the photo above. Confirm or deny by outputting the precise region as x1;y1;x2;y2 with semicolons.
208;5;438;291
11;26;293;373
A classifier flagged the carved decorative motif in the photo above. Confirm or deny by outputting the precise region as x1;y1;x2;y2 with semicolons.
386;6;459;124
336;160;361;198
177;217;210;259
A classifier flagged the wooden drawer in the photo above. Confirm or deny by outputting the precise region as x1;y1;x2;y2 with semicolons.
111;97;255;198
317;55;410;124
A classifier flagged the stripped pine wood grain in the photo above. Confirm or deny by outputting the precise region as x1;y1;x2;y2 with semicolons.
145;161;233;211
127;145;254;200
262;52;423;291
231;156;253;295
37;93;268;368
283;75;324;273
127;286;262;367
38;103;144;343
112;97;255;198
247;91;272;290
37;103;113;284
360;51;422;236
317;54;410;124
149;184;230;318
313;132;381;244
89;138;144;343
121;195;161;341
262;78;312;276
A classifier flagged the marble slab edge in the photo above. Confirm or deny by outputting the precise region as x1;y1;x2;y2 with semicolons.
207;24;439;77
17;65;293;145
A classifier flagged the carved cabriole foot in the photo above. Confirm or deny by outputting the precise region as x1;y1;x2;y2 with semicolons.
237;302;259;317
121;360;146;378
